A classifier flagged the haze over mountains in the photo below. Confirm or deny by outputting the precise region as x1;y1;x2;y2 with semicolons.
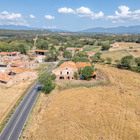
0;25;140;34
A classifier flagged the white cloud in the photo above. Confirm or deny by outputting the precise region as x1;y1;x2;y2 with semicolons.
45;15;54;20
58;7;75;14
43;25;56;29
107;5;140;23
58;7;104;19
76;7;93;16
29;14;35;19
0;11;29;26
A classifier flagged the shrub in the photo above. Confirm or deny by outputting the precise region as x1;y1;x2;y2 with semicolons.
59;47;64;51
106;57;112;64
121;55;134;69
63;50;72;59
74;72;79;80
101;43;110;51
135;57;140;66
51;74;56;80
91;52;102;63
42;81;55;94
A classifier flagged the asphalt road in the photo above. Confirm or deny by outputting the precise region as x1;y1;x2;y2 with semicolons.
0;63;58;140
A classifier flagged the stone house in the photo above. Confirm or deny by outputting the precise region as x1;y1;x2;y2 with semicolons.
110;43;119;48
10;60;39;69
52;61;78;80
66;47;83;56
0;67;38;87
52;61;92;80
85;51;96;59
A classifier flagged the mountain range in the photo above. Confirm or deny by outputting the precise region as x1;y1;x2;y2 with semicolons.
80;25;140;34
0;25;140;34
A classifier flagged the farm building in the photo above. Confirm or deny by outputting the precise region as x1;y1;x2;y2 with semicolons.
66;47;83;56
52;61;95;80
110;43;119;48
0;67;38;87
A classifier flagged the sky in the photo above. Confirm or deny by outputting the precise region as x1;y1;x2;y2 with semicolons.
0;0;140;31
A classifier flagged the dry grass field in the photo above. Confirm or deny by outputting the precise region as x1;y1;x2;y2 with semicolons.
0;81;33;125
128;48;140;57
110;42;140;50
102;50;130;63
22;64;140;140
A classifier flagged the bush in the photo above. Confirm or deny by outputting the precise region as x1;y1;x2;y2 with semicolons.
91;52;102;63
59;47;64;51
72;56;90;63
74;72;79;80
51;74;56;80
82;66;94;80
63;50;72;59
42;81;55;94
135;57;140;66
131;66;140;73
101;43;110;51
121;55;134;69
106;57;112;64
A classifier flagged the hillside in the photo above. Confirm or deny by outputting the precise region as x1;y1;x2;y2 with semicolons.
80;25;140;34
23;64;140;140
0;29;51;36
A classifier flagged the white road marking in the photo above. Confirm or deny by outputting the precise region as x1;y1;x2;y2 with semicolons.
7;90;36;140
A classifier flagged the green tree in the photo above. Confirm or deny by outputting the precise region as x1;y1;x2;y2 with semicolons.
72;56;90;63
59;47;64;51
135;57;140;66
74;72;79;80
42;80;55;94
82;66;94;80
45;50;59;62
76;51;87;57
91;52;102;63
63;50;72;59
50;45;56;50
101;43;110;51
37;39;48;50
121;55;134;69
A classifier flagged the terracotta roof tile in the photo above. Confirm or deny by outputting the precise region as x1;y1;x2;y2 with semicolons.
76;62;91;69
54;61;78;70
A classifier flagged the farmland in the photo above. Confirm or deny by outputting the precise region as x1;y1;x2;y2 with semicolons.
102;50;130;63
0;81;34;126
110;42;140;50
22;64;140;140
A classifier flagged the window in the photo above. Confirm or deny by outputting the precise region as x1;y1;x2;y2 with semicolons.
60;71;62;74
67;71;69;75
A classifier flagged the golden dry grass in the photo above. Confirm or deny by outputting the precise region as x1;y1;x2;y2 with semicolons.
102;50;130;63
110;42;140;50
24;64;140;140
128;48;140;57
0;81;33;125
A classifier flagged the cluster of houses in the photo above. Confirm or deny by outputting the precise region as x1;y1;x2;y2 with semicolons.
0;51;41;87
52;61;96;80
0;44;100;86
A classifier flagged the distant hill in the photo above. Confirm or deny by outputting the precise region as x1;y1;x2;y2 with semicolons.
0;25;40;30
80;25;140;34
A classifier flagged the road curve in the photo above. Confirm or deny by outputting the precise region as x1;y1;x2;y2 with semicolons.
0;62;58;140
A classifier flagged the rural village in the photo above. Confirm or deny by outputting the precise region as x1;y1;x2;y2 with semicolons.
0;32;140;140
